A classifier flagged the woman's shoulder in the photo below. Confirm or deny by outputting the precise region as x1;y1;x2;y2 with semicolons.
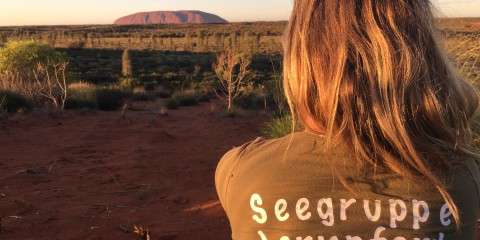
215;132;325;180
214;132;324;211
214;136;268;210
215;136;276;173
220;131;324;164
218;136;268;166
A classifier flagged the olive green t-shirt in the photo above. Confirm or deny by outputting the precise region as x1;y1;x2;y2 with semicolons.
215;132;480;240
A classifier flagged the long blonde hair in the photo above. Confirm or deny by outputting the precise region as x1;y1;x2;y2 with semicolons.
283;0;479;227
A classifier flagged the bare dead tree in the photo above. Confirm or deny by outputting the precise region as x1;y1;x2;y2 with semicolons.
212;50;251;111
33;61;69;110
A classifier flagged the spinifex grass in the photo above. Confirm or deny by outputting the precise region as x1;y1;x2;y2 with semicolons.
65;82;97;109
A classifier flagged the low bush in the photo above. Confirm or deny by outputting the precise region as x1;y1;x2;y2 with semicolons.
119;76;140;89
65;83;129;111
133;93;155;101
155;90;172;99
225;108;237;118
171;91;199;107
143;82;157;91
236;92;265;110
197;93;211;102
95;87;126;111
0;90;34;112
165;99;179;110
164;90;211;109
0;40;70;109
65;82;98;110
177;96;198;106
64;98;97;110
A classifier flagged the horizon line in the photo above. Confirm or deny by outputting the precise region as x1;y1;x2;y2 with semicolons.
0;17;479;28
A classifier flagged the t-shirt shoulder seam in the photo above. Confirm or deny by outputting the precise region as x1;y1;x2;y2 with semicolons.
223;137;266;211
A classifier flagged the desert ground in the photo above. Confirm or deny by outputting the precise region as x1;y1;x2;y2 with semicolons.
0;100;269;239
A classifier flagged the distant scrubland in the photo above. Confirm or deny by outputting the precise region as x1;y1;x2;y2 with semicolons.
0;19;478;138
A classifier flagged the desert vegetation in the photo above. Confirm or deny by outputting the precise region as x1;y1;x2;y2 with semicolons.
212;50;252;114
0;19;478;134
0;22;285;53
0;41;69;110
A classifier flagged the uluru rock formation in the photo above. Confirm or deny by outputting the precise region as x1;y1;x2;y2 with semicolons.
114;10;229;25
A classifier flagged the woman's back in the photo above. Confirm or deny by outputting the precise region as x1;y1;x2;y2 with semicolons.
216;132;480;239
216;0;480;239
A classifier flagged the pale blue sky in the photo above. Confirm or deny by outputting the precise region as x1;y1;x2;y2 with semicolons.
0;0;479;26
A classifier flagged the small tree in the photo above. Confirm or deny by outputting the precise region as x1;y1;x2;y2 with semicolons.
212;50;252;111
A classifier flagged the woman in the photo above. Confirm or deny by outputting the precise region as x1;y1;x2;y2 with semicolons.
216;1;480;239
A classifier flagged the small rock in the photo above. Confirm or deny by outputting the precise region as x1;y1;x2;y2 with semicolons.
26;167;47;174
168;196;189;205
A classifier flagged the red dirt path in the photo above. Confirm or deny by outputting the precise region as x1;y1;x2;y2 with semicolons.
0;100;269;240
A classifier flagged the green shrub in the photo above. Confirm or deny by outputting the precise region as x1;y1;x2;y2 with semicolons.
262;114;301;139
0;41;67;73
177;96;198;106
236;92;265;110
262;80;288;112
197;93;211;102
118;76;140;89
225;108;237;118
165;98;179;109
172;91;199;107
66;85;130;110
95;88;125;111
0;41;70;109
133;93;155;101
64;98;97;110
155;90;172;99
65;82;98;109
143;82;157;91
0;90;33;112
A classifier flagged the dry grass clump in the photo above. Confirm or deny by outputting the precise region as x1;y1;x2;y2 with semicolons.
471;118;480;148
444;36;480;147
262;113;302;139
165;90;211;110
133;87;146;94
68;81;96;91
442;30;480;85
450;43;480;85
65;82;130;111
68;82;97;102
65;82;97;109
0;90;34;113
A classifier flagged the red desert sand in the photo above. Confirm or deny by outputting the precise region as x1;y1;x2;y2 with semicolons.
0;100;269;239
0;100;479;240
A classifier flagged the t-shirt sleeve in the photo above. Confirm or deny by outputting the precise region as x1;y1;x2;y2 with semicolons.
465;158;480;211
215;137;265;214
